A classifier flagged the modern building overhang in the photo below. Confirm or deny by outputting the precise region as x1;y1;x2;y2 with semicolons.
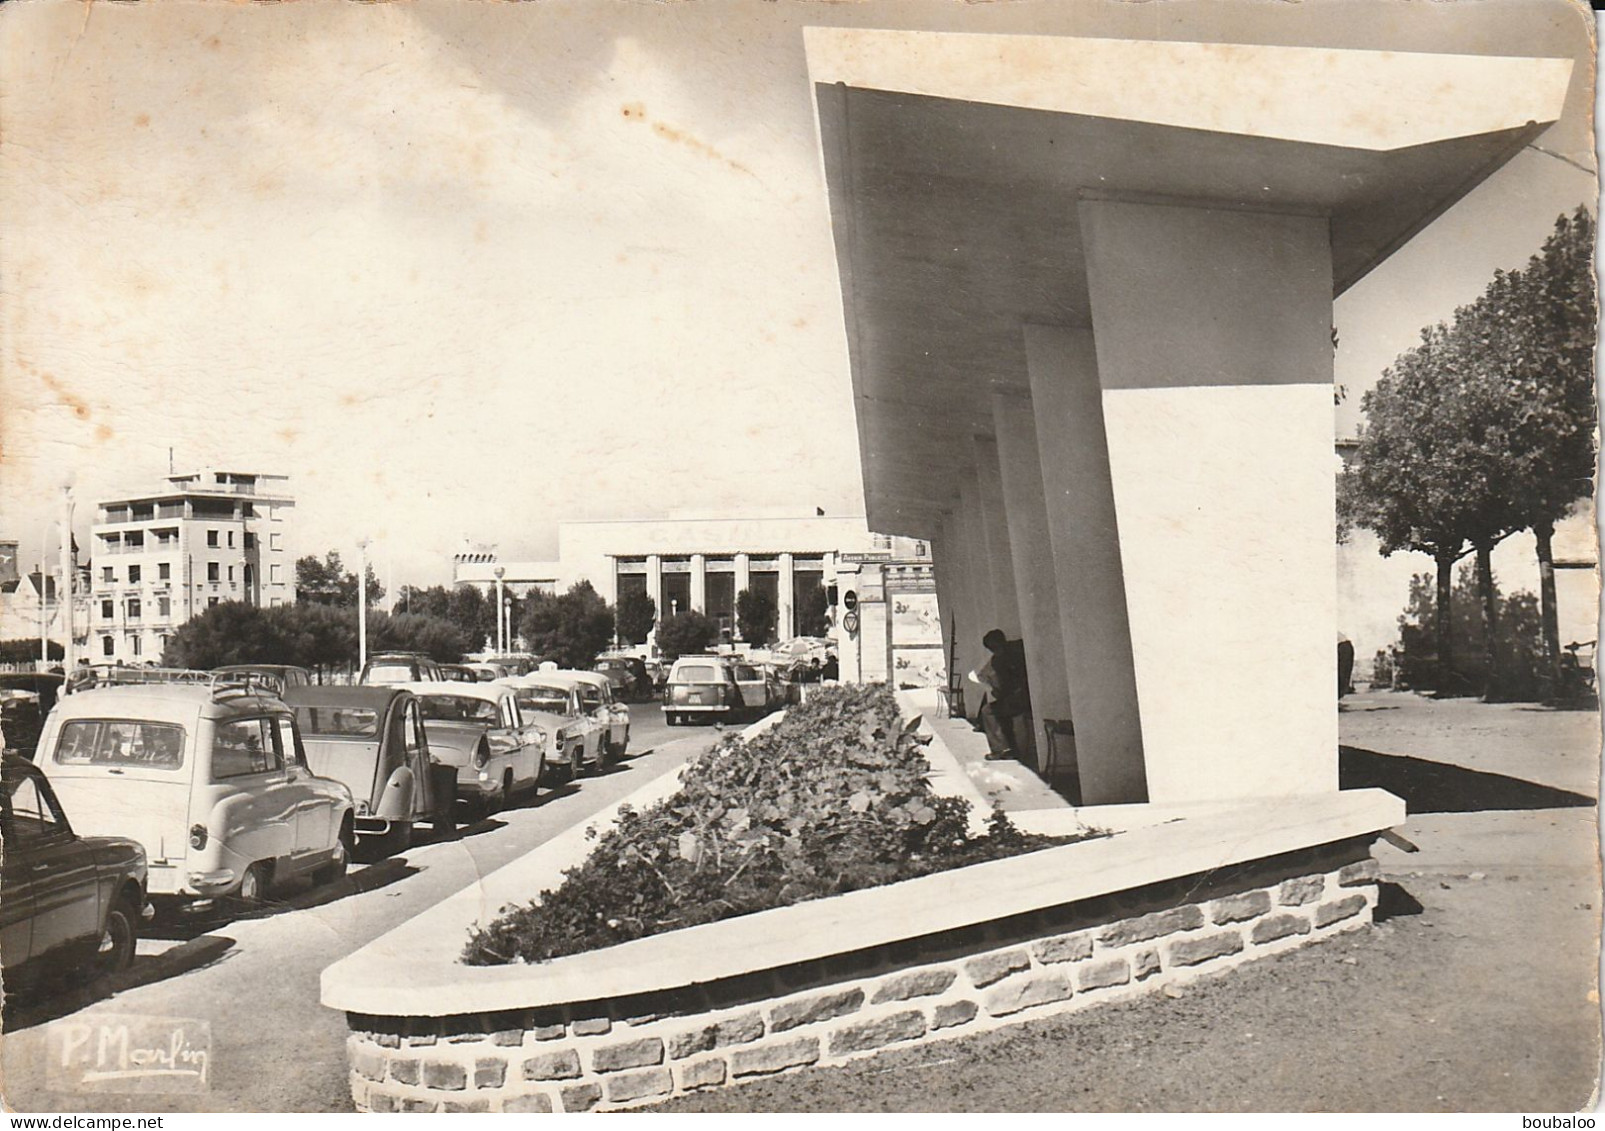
804;30;1573;538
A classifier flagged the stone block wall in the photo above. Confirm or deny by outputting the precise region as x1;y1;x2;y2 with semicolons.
344;840;1381;1112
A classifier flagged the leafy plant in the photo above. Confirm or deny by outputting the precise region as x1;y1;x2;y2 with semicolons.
656;610;719;661
518;581;615;668
463;685;1095;965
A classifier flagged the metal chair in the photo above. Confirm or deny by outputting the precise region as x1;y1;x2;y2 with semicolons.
1041;718;1082;806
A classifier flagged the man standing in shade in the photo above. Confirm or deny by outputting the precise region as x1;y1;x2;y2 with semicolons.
974;628;1032;768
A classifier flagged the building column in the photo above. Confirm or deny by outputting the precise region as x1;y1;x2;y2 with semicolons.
734;552;751;599
991;388;1075;766
952;476;996;718
1078;196;1337;803
929;522;958;690
778;552;795;640
645;554;663;622
972;435;1021;637
1024;325;1147;805
689;553;707;614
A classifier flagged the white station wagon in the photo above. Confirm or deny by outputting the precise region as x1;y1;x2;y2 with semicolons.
39;673;355;909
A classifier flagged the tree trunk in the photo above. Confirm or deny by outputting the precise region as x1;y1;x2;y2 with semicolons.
1535;521;1562;697
1475;542;1500;701
1435;552;1455;696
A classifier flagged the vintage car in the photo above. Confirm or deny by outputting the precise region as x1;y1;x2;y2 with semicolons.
1;755;149;987
39;673;355;909
731;661;781;718
664;655;746;725
360;653;445;686
214;664;314;691
462;662;510;683
436;664;479;684
494;675;603;783
548;670;630;762
400;682;546;819
284;686;458;858
593;656;653;702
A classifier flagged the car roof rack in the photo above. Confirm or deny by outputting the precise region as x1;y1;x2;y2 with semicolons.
63;666;285;700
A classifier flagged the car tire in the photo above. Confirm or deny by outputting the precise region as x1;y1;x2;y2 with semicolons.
93;895;139;977
237;862;269;906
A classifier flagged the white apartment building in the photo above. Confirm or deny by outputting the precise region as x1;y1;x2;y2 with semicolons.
90;470;295;664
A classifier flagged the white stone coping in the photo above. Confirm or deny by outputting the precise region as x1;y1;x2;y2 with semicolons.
322;765;1404;1017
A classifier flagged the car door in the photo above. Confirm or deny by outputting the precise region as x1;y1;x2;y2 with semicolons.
498;694;540;787
275;714;334;856
0;776;35;969
209;715;298;866
6;768;100;969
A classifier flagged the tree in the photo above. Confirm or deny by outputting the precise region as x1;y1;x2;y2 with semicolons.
615;588;656;646
1394;565;1549;702
796;584;830;638
0;639;62;663
295;551;384;607
657;611;718;661
368;610;468;663
163;601;289;668
269;602;357;681
518;581;615;668
734;587;775;645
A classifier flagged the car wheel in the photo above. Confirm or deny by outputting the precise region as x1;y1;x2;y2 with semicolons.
237;862;269;906
93;895;139;977
570;744;585;781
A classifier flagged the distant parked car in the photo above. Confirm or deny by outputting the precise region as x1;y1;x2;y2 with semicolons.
214;664;315;692
462;662;510;683
496;675;605;783
285;686;458;858
1;754;149;987
39;673;355;910
731;661;781;718
594;656;653;702
0;671;65;717
361;653;444;686
402;682;546;820
549;671;630;763
436;664;479;684
664;656;745;726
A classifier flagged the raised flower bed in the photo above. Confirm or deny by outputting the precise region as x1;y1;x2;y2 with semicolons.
321;691;1403;1112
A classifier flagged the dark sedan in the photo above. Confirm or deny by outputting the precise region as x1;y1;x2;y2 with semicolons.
1;756;148;989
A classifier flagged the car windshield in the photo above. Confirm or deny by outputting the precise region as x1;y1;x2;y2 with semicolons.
297;707;380;738
675;665;721;683
516;687;570;714
417;696;499;724
54;719;186;769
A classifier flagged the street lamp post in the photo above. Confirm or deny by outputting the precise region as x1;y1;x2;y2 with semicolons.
493;567;506;655
357;538;372;673
504;596;513;656
59;490;75;670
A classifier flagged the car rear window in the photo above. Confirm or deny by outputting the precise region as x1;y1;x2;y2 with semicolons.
54;719;186;769
417;696;499;724
674;665;720;682
734;665;761;680
297;707;380;738
365;663;416;684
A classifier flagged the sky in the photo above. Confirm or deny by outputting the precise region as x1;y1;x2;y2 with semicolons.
0;0;1597;592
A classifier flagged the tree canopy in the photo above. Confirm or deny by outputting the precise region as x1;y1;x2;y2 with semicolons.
734;587;776;646
656;611;718;661
518;581;615;668
614;587;656;646
295;551;384;607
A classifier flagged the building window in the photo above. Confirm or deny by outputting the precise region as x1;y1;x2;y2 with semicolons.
101;600;114;619
128;565;141;584
270;532;283;551
102;566;114;583
127;598;141;620
208;597;220;608
158;596;171;617
207;530;219;548
102;635;114;657
244;532;256;551
130;635;142;657
915;541;927;557
227;565;235;583
207;562;220;582
227;531;235;548
270;564;283;584
158;562;171;581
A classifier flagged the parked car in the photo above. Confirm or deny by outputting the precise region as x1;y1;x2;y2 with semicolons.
462;662;510;683
213;664;315;692
731;661;781;718
361;653;445;686
0;671;65;716
547;671;629;763
594;656;653;702
39;673;355;910
496;675;604;783
1;754;149;987
436;664;479;684
284;686;458;858
401;682;546;819
664;656;745;725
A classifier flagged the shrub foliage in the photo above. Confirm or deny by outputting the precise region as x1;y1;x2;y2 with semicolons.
463;684;1086;965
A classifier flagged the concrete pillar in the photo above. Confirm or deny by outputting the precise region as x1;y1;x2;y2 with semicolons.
1079;196;1337;802
1024;325;1148;805
953;475;995;714
929;522;958;690
971;435;1021;637
778;552;795;640
991;388;1075;764
689;553;707;614
734;552;751;600
645;554;663;622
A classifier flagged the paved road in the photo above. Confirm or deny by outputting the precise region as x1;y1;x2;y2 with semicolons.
1;706;720;1113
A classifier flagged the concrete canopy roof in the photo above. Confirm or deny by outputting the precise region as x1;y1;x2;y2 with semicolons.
804;30;1572;538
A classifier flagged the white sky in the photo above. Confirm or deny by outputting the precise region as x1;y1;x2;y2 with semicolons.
0;0;1596;590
